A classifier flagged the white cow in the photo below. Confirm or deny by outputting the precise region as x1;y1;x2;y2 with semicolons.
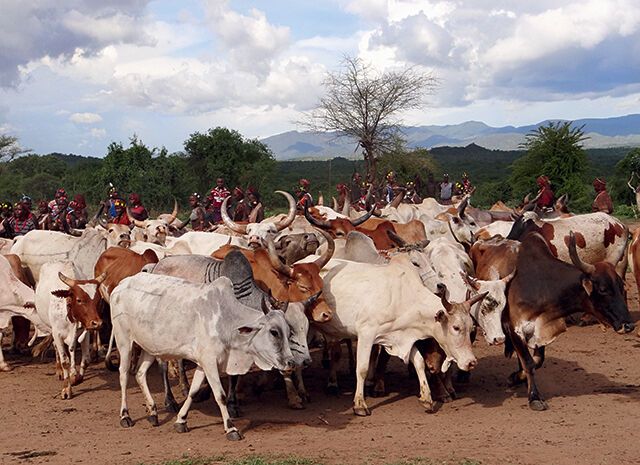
109;274;295;440
35;261;105;398
128;199;179;246
316;258;483;415
0;255;46;371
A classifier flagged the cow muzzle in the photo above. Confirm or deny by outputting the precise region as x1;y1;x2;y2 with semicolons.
87;319;103;331
488;335;505;346
247;236;262;249
617;322;635;334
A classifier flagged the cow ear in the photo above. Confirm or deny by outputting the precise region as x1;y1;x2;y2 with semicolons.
435;310;447;322
582;278;593;296
237;326;257;334
51;289;72;299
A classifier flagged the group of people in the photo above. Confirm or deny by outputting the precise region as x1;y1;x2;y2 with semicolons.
533;175;614;214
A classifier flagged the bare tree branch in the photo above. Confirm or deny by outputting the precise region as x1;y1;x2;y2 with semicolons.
0;134;32;163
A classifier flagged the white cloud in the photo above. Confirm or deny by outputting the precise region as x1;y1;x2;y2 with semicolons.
70;112;103;124
90;127;107;138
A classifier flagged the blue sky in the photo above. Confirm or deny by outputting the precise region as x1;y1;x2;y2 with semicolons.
1;0;639;156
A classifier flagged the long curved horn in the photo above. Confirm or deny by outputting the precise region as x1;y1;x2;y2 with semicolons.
94;272;108;284
165;198;178;224
390;190;404;208
127;207;146;228
98;216;108;229
312;228;335;269
220;196;247;234
568;231;596;274
350;206;374;227
523;193;531;204
466;291;489;308
457;196;469;218
332;197;338;211
304;201;332;229
266;238;294;278
318;192;324;206
89;204;105;227
386;229;407;247
502;269;516;283
447;219;464;245
342;194;351;216
274;191;297;232
58;272;77;288
435;283;452;313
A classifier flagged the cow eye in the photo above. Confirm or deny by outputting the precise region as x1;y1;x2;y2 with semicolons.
76;298;82;304
412;261;420;267
270;329;280;338
452;325;461;332
452;217;460;224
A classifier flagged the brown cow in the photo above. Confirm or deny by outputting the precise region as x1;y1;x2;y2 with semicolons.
504;231;633;411
304;203;426;250
470;236;520;280
212;229;335;323
94;247;159;302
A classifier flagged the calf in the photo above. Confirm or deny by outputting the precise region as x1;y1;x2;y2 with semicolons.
109;274;295;440
35;261;106;398
504;231;633;411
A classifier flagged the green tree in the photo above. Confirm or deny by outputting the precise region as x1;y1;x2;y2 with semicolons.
0;134;31;163
611;147;640;206
183;127;276;198
509;121;591;211
377;146;438;185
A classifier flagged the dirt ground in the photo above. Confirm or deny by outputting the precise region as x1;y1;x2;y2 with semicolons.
2;277;640;465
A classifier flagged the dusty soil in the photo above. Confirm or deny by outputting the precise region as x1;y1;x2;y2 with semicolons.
2;281;640;465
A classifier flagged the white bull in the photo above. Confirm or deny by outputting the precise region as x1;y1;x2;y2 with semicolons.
127;199;179;246
315;257;484;415
109;274;295;440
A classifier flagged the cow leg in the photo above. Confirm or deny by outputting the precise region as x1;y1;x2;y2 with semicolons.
294;367;310;403
441;370;457;400
226;375;241;418
0;332;10;372
159;361;180;413
67;334;81;386
508;358;527;386
533;346;545;369
345;339;356;375
353;334;374;416
409;345;436;413
427;372;452;403
175;367;206;433
178;359;190;398
200;361;243;441
511;334;548;411
134;352;159;426
364;345;380;397
372;348;390;397
118;341;134;428
74;335;91;386
11;316;30;354
326;339;341;396
282;371;304;409
52;335;72;400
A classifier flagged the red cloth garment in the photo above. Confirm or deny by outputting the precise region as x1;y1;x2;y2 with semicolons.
112;213;131;225
536;187;555;209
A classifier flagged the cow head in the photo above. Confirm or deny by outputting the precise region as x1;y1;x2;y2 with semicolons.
97;217;132;248
568;231;634;334
51;272;106;330
127;199;178;246
266;228;334;323
386;230;432;285
237;305;295;372
433;283;484;372
434;197;478;246
274;232;320;265
282;296;318;368
460;270;514;345
304;201;373;238
222;191;296;248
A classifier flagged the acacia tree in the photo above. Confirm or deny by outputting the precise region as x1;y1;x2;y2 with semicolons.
509;121;591;211
302;56;437;184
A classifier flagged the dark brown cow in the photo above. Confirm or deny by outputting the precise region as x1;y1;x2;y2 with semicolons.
470;236;520;280
504;231;633;411
212;229;335;322
304;203;427;250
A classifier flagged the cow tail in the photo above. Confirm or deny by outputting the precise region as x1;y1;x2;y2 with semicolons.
104;330;118;372
31;334;53;359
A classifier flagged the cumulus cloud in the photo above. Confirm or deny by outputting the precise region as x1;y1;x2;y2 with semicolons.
0;0;154;87
69;112;103;124
90;127;107;138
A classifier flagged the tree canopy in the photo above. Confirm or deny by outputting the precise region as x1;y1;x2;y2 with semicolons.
302;56;437;184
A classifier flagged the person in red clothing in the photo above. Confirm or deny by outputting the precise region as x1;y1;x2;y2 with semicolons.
128;193;148;221
535;175;555;209
592;177;613;213
111;199;130;225
295;178;313;211
206;178;231;224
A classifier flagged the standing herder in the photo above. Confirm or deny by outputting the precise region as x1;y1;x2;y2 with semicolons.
128;193;149;221
535;175;555;210
246;188;264;223
295;178;313;212
592;178;613;214
230;187;249;222
206;178;231;224
439;174;453;205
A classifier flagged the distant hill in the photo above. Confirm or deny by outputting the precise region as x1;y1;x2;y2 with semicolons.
262;114;640;160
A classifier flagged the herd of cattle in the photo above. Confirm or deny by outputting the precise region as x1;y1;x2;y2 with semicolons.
0;190;638;440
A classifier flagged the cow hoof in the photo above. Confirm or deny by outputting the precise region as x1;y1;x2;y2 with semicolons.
61;388;72;400
147;414;159;427
173;422;189;433
0;363;12;372
529;400;549;411
424;401;442;414
226;430;243;441
288;401;305;410
437;394;453;403
120;417;134;428
353;406;371;416
71;374;84;386
165;400;180;414
372;386;386;398
325;384;339;397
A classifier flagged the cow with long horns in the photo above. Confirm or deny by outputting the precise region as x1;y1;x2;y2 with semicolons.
127;199;179;246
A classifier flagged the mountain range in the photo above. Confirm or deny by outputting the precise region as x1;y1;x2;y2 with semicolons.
261;114;640;161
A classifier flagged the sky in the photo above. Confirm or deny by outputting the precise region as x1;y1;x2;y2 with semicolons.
1;0;640;156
